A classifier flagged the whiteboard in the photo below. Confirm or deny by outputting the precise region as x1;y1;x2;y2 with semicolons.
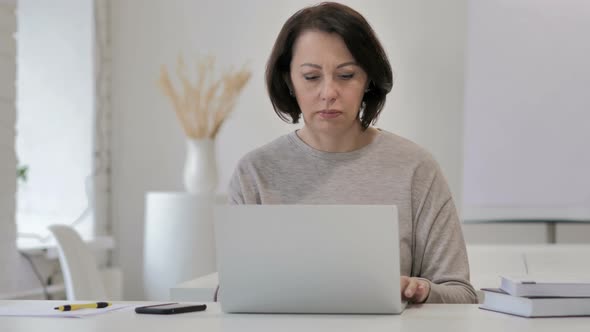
462;0;590;221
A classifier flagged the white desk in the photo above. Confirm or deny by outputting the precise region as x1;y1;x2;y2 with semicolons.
170;272;219;302
170;272;218;301
463;219;590;244
1;301;590;331
467;244;590;289
144;193;223;300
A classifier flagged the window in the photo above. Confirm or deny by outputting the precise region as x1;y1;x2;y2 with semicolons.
16;0;96;241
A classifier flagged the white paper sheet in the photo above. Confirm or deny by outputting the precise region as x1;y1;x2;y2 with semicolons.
0;302;130;318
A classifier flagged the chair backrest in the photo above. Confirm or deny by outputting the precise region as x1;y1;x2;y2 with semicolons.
48;224;107;301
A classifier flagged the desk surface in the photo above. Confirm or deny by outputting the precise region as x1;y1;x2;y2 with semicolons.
463;219;590;224
1;301;589;332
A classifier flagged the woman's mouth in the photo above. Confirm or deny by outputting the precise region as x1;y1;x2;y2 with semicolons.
318;110;342;119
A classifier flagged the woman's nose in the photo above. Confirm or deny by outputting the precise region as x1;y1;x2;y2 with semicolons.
320;78;338;101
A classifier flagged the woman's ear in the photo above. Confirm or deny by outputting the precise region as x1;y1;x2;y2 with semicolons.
364;80;372;93
283;73;294;95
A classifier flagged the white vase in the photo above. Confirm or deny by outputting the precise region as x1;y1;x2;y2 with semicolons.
183;138;218;194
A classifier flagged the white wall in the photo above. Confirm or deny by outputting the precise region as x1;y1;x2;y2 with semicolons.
463;0;590;219
0;0;18;293
460;0;590;244
111;0;468;299
16;0;95;238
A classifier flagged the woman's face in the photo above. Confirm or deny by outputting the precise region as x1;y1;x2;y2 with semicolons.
289;30;368;135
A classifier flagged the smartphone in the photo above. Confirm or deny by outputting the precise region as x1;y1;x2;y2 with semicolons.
135;303;207;315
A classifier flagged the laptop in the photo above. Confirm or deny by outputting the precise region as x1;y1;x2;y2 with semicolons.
214;205;406;314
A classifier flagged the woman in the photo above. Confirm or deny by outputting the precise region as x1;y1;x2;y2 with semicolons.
228;2;478;304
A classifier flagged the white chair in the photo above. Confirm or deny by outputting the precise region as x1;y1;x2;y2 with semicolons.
48;224;107;301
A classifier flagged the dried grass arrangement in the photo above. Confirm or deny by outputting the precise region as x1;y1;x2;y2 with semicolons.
158;55;251;139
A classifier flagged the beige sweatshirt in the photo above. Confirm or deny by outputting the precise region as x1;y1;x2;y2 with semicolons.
228;129;478;304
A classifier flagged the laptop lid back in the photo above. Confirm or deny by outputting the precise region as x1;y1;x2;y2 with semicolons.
214;205;404;314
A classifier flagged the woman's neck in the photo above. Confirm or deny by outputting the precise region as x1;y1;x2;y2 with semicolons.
297;123;378;153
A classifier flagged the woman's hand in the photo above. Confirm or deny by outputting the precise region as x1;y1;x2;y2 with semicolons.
400;276;431;303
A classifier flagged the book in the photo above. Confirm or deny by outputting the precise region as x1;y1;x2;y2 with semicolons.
480;288;590;318
501;275;590;297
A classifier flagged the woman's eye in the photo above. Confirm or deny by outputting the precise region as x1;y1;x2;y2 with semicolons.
339;73;354;80
304;75;319;81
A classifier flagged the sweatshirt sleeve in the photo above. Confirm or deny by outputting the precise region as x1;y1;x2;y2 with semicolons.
411;158;478;304
227;155;261;205
228;167;245;205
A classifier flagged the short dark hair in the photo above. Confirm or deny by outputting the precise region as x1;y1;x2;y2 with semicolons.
265;2;393;129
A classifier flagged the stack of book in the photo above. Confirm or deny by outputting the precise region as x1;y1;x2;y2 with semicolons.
480;275;590;317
